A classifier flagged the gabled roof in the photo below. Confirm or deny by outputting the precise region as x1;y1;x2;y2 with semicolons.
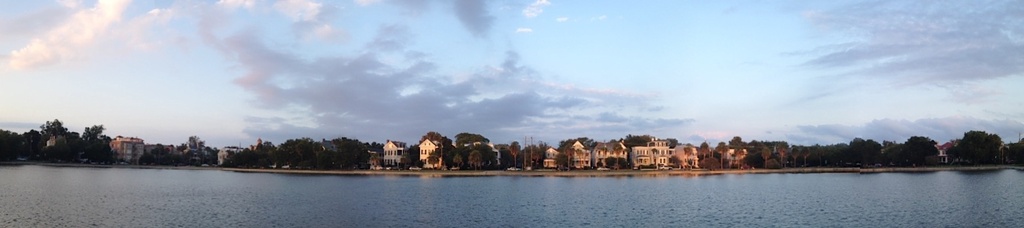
321;139;337;151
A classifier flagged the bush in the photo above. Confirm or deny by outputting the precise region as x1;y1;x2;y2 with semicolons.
700;158;721;170
765;159;782;169
925;156;940;166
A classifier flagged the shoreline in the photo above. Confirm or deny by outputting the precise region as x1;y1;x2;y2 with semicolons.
4;161;1020;177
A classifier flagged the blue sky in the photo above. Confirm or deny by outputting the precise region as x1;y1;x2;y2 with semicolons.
2;0;1023;147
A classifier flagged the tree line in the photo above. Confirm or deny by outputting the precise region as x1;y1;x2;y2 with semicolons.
3;120;1023;170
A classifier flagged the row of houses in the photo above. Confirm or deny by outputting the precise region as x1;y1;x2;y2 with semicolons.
382;137;746;170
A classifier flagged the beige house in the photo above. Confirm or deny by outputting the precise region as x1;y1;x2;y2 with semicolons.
675;145;700;169
110;136;145;164
418;139;443;169
543;147;559;168
631;138;674;168
592;141;627;168
383;140;406;167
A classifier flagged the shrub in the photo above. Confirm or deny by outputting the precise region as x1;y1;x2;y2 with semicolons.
765;159;782;169
700;158;721;170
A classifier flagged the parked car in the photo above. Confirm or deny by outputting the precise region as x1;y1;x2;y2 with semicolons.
409;167;422;171
506;167;522;171
596;167;611;171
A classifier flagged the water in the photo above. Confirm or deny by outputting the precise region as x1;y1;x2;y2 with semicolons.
1;165;1022;227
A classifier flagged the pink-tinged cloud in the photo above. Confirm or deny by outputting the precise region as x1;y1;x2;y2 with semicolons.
7;0;131;70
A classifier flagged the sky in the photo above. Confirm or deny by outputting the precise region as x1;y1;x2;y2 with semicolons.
2;0;1023;147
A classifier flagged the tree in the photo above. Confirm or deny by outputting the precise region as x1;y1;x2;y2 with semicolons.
452;153;464;169
847;138;882;166
455;132;490;147
0;130;24;161
332;137;368;169
700;157;721;170
622;134;653;149
901;136;938;166
509;141;520;168
40;119;69;138
604;157;617;169
715;142;729;169
761;147;771;168
950;131;1003;165
468;150;483;170
699;141;711;160
421;131;445;143
427;150;440;169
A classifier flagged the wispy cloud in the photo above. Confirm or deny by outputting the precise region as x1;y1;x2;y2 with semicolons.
801;1;1024;91
515;27;533;33
556;17;568;22
522;0;550;18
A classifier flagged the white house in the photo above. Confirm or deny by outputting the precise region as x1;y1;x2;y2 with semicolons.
383;140;406;167
218;146;243;165
568;141;590;169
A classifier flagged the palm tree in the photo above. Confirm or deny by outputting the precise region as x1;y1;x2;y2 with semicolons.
427;150;440;169
734;148;747;169
778;146;788;168
452;153;464;169
469;150;483;170
761;147;771;168
699;142;710;160
716;142;729;169
509;141;520;168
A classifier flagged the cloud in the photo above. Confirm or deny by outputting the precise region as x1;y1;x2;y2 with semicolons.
205;21;689;143
453;0;494;38
354;0;382;6
791;116;1024;145
522;0;550;18
801;1;1024;87
515;28;533;33
556;17;568;22
217;0;256;10
273;0;346;42
7;0;131;70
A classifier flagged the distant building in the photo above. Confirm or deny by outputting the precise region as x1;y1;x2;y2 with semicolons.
631;138;674;168
218;146;243;165
110;136;145;164
936;141;955;164
592;141;627;168
568;141;590;169
675;145;699;168
543;147;559;168
383;140;406;166
418;139;441;169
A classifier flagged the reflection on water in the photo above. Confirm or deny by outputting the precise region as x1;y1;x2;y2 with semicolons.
1;165;1022;227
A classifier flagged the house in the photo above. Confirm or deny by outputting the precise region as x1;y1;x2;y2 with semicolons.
675;144;699;169
383;140;406;167
110;136;145;164
631;138;674;168
728;148;748;168
418;139;443;169
568;141;590;169
592;141;627;168
936;141;955;164
543;147;559;168
368;148;385;169
218;146;243;165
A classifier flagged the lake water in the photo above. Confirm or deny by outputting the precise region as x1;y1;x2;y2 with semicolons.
1;165;1022;227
